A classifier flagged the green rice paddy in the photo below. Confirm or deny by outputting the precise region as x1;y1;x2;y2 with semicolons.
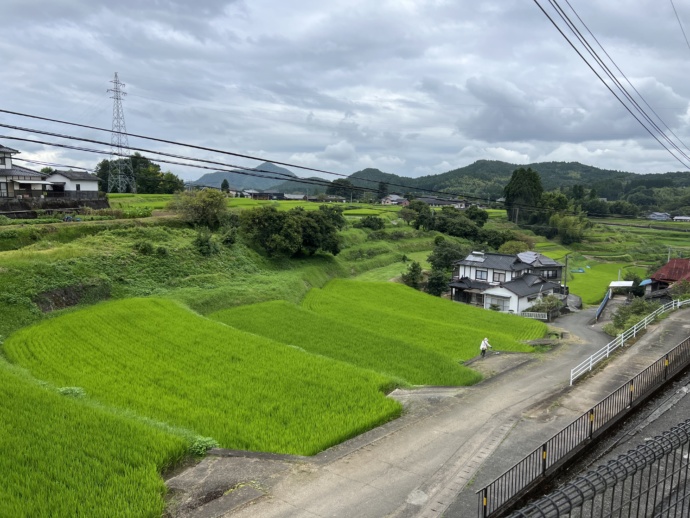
210;300;477;386
0;362;187;518
4;298;401;456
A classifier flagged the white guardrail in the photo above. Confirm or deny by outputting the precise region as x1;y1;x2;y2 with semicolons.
570;298;690;385
520;312;548;320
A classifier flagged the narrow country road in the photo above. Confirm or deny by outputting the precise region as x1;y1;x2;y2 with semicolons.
168;306;690;518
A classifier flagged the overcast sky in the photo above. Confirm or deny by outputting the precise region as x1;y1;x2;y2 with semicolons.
3;0;690;182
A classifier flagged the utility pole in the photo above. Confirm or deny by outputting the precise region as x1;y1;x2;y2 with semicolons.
107;73;136;193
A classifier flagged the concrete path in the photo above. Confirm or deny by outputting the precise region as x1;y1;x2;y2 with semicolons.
167;307;690;518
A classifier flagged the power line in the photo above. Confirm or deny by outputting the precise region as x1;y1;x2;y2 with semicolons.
670;0;690;53
534;0;690;170
563;0;690;156
547;0;690;165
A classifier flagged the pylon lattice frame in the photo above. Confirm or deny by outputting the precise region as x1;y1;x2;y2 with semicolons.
107;72;136;193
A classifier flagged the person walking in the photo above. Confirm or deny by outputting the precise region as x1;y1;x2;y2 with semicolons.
480;337;492;358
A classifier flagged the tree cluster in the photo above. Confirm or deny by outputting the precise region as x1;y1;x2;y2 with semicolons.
240;205;345;257
96;153;184;194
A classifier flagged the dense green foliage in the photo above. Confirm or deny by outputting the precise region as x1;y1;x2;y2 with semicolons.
4;298;401;456
303;281;545;362
95;153;184;194
0;362;188;517
169;188;229;229
210;300;477;386
240;205;345;257
401;261;423;289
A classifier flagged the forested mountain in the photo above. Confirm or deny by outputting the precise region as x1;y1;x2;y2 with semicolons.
270;176;329;195
349;161;636;199
192;162;296;190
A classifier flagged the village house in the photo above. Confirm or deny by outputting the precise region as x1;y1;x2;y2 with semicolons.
413;196;466;209
0;144;53;199
449;251;564;313
644;258;690;299
44;170;100;199
381;194;409;206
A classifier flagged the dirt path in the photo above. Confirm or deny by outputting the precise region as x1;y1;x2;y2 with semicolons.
167;307;690;518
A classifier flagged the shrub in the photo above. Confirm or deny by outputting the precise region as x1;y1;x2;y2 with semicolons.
189;436;219;456
354;215;385;231
401;261;423;289
133;240;154;255
193;228;220;256
426;269;448;296
156;246;169;257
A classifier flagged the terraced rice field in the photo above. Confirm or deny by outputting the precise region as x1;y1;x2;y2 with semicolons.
0;362;187;518
3;298;401;456
302;280;545;362
211;300;477;386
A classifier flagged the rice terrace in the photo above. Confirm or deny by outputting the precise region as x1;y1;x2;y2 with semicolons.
2;174;690;516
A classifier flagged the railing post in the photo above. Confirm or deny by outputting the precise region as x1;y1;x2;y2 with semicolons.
481;487;488;518
542;444;547;475
629;381;634;407
589;355;593;372
589;409;595;439
664;355;669;380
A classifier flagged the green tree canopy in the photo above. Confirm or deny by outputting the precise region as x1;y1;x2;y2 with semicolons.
503;167;544;224
169;189;228;229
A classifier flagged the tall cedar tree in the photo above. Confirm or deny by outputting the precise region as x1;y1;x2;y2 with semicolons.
503;167;543;224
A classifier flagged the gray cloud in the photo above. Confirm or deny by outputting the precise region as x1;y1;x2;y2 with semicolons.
2;0;690;180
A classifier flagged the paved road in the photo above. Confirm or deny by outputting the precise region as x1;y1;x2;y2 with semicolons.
167;306;690;518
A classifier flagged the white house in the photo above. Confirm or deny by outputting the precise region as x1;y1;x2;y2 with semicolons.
449;251;563;313
648;212;671;221
673;215;690;222
381;194;408;205
45;170;100;199
0;144;52;199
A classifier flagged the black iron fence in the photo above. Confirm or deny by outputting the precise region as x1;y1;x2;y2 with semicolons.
477;336;690;518
507;419;690;517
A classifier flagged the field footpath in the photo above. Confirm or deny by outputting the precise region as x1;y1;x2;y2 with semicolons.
167;307;690;518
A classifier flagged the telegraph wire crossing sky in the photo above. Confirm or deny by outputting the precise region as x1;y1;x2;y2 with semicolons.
2;0;690;181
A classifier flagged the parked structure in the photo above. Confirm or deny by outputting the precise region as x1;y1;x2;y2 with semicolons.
648;211;672;221
673;215;690;222
449;251;563;313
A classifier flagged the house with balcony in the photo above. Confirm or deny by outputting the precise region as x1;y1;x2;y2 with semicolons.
449;251;563;313
0;145;53;199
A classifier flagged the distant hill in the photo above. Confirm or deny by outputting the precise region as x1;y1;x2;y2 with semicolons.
192;162;296;191
348;161;647;200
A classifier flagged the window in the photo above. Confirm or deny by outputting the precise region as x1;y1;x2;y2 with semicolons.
486;296;510;312
76;184;81;191
493;272;505;282
0;156;5;165
544;269;558;279
475;270;487;280
0;183;7;197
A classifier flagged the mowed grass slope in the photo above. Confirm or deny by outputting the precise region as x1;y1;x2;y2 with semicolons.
210;300;478;386
303;281;545;362
0;363;187;518
3;298;401;456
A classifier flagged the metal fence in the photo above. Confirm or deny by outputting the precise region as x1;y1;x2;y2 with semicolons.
477;336;690;518
506;419;690;517
571;299;690;385
520;312;548;321
595;290;611;322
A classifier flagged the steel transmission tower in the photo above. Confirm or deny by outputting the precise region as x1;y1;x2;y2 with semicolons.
107;72;136;193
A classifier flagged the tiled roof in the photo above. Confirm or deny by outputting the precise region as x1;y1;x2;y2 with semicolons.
448;277;491;291
0;165;45;178
651;259;690;283
48;170;98;181
454;252;518;271
0;145;19;154
490;274;560;298
517;251;562;267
